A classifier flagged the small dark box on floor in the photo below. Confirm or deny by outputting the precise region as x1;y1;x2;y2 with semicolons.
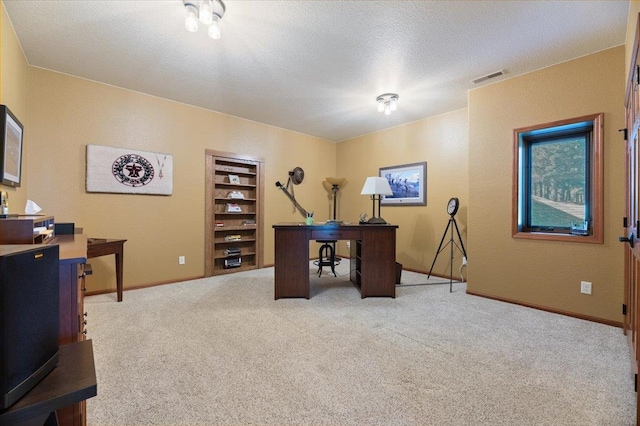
396;262;402;284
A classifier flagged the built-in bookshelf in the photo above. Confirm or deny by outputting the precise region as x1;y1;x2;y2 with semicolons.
205;150;264;276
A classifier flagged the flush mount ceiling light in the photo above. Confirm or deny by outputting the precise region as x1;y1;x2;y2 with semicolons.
183;0;225;39
376;93;399;116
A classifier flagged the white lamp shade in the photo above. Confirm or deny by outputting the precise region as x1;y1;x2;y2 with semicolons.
360;177;392;196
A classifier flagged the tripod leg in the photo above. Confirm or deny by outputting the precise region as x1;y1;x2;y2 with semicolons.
427;219;452;278
452;218;467;258
450;219;455;293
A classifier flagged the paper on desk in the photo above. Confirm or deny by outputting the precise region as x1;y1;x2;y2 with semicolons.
25;199;42;214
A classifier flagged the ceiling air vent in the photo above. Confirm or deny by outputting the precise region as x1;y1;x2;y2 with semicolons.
471;70;505;84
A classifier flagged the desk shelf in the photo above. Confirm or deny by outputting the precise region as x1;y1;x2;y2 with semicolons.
0;215;54;244
350;239;363;290
206;150;264;276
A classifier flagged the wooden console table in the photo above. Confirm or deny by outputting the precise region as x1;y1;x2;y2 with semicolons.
87;238;127;302
273;223;397;299
0;340;97;426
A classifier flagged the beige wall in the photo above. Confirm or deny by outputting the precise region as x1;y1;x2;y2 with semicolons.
0;2;29;211
468;46;625;323
626;1;640;76
336;109;469;277
23;68;337;292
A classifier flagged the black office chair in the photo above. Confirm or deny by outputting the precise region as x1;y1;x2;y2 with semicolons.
317;240;337;277
315;177;346;277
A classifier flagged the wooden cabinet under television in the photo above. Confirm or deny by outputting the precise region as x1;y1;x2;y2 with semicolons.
205;150;264;276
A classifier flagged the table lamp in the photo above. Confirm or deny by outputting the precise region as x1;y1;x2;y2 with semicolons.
323;177;346;221
360;177;393;224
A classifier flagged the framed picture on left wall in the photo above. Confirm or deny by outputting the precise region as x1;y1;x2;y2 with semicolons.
0;105;23;187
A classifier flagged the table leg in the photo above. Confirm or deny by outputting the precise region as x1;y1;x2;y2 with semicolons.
115;249;123;302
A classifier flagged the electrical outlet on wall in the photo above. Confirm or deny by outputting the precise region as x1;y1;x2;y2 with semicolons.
179;256;186;265
346;241;350;249
580;281;592;295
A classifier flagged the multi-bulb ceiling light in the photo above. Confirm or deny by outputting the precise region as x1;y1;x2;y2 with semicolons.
376;93;399;116
184;0;225;40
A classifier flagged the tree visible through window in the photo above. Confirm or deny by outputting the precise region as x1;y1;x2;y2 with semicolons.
530;134;587;228
513;113;603;243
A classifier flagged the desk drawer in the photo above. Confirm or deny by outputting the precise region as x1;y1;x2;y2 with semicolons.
311;229;361;240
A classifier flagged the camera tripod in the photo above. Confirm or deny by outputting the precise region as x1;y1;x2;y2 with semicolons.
427;214;467;292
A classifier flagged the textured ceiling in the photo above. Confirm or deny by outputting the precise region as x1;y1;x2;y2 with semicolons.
3;0;630;142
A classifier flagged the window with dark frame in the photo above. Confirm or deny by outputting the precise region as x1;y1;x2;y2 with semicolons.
513;113;604;244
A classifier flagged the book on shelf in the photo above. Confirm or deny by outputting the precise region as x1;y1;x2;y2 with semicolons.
215;221;224;227
224;234;242;241
224;248;241;256
226;203;242;213
227;191;245;199
241;219;255;226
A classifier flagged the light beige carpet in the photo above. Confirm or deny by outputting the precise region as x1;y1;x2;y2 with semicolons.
85;262;635;425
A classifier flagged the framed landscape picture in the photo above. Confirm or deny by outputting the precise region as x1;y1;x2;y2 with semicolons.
380;162;426;206
0;105;23;187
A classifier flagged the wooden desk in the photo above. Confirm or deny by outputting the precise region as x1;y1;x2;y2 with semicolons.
273;223;397;299
87;238;127;302
0;340;97;426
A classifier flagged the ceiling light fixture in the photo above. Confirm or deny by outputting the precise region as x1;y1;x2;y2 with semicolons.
376;93;399;116
183;0;225;40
